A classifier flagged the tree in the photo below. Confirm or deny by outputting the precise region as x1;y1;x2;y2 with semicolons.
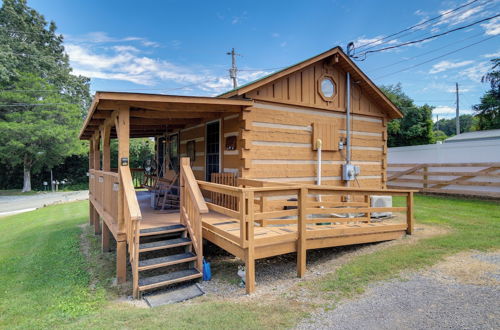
434;114;475;136
380;84;434;147
0;73;84;191
0;0;90;191
473;58;500;130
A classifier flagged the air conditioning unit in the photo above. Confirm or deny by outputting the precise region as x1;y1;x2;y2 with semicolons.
370;195;392;218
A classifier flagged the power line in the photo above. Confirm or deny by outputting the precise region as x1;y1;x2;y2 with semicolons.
354;0;486;51
356;0;492;51
353;13;500;60
367;31;486;73
374;34;498;79
0;103;76;107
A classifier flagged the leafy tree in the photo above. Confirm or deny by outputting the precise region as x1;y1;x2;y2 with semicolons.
0;0;90;191
380;84;434;147
110;138;155;169
433;130;448;142
0;74;85;191
473;58;500;130
434;114;475;136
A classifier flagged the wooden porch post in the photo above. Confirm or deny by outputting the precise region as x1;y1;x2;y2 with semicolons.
245;191;255;294
101;124;111;172
89;138;95;226
115;105;130;284
102;221;111;252
93;133;102;235
297;187;307;277
100;125;112;251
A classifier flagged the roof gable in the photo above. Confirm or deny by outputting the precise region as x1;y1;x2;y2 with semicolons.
219;47;402;119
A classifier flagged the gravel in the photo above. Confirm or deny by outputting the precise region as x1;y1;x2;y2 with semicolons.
296;251;500;330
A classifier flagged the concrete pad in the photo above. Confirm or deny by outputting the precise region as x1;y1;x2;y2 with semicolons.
143;284;204;307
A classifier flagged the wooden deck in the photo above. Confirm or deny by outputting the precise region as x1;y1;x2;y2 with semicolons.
136;189;408;279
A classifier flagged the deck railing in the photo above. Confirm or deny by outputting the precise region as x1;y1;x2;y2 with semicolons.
89;169;120;222
120;167;142;298
89;167;142;297
197;179;415;248
180;158;209;271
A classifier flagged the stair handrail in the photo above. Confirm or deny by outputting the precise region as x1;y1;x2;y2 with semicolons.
119;166;142;298
180;158;208;272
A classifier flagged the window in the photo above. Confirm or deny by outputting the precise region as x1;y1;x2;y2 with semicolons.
186;140;196;161
225;135;237;150
206;121;220;180
168;134;179;171
318;75;337;101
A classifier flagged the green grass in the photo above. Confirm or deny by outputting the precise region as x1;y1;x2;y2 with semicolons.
0;201;106;329
310;195;500;303
0;201;304;329
0;195;498;329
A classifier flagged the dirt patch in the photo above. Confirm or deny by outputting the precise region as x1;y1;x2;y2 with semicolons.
423;250;500;286
79;224;131;295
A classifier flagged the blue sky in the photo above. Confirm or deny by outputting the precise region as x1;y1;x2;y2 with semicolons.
28;0;500;119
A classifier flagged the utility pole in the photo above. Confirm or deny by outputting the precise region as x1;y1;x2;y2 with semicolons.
436;115;439;130
455;82;460;135
227;48;240;89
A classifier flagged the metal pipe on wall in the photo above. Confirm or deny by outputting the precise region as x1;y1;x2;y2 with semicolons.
345;72;351;188
346;72;351;165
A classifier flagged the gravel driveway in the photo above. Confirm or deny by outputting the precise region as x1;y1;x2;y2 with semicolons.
297;251;500;330
0;190;88;216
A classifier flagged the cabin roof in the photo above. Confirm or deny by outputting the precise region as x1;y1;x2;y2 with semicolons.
218;46;403;119
79;92;253;140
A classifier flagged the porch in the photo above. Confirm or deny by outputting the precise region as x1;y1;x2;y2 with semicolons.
88;159;413;296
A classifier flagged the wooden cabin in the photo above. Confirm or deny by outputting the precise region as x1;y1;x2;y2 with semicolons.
79;47;414;298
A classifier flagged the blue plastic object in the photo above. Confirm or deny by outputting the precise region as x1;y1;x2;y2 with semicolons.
202;258;211;281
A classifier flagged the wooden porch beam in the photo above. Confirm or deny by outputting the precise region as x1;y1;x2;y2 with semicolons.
130;118;201;125
98;100;241;113
130;109;223;119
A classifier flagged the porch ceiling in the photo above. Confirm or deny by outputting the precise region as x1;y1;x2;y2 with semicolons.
79;92;253;140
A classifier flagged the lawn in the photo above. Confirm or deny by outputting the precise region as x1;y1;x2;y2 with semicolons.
0;195;498;329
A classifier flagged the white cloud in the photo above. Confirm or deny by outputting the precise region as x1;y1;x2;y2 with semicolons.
429;60;474;74
433;105;473;118
436;6;484;27
483;50;500;58
271;32;280;38
433;105;456;115
481;17;500;36
65;38;270;94
64;31;160;47
354;35;398;48
460;61;491;81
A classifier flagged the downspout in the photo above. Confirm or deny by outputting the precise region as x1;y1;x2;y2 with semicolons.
316;139;322;203
345;72;351;187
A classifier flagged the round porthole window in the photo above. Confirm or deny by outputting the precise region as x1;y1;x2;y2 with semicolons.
321;77;335;98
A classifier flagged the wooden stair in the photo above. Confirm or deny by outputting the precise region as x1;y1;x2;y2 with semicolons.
137;224;202;294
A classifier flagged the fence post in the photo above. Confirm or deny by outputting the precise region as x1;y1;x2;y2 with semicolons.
423;166;428;189
297;187;307;277
406;192;414;235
